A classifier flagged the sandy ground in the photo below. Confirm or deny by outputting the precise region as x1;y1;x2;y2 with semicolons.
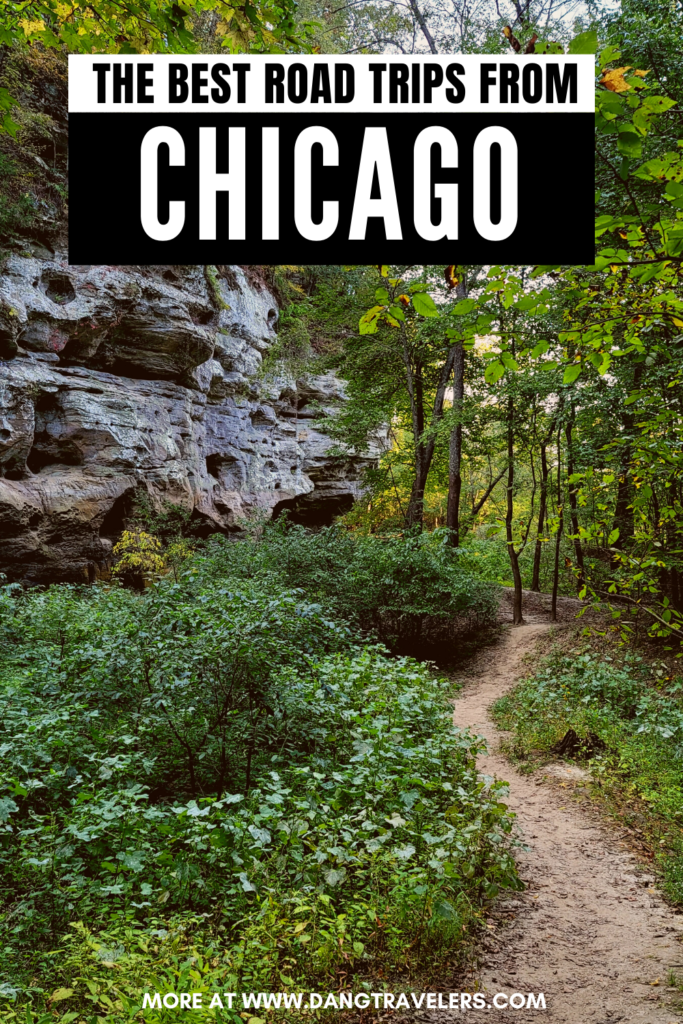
446;621;683;1023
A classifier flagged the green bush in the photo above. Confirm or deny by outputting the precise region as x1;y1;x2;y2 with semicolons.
198;521;498;645
492;650;683;902
0;551;517;1019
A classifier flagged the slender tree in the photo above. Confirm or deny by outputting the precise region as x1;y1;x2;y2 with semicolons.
446;271;468;547
551;425;564;623
531;416;555;592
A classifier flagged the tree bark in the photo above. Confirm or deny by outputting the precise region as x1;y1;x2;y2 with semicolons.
408;0;438;53
446;279;467;547
404;348;427;527
505;392;524;624
551;427;564;622
565;411;585;592
531;419;554;592
401;321;460;530
611;363;643;566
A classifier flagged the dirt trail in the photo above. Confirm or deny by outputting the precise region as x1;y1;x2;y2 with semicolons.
452;621;683;1023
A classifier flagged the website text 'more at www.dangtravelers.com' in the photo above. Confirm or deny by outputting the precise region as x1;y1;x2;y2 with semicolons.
142;990;547;1012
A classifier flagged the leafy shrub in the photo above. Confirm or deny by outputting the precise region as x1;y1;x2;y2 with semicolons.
0;564;518;1018
112;530;165;587
198;521;498;646
493;650;683;902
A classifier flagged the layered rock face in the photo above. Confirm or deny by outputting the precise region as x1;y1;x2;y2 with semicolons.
0;258;376;584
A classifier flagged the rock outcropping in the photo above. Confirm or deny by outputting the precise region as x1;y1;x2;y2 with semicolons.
0;258;377;584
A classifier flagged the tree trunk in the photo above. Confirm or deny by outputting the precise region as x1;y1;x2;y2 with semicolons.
564;413;585;593
446;277;467;547
505;393;524;624
401;326;426;527
401;319;460;530
551;427;564;622
612;472;633;566
611;364;643;566
446;342;465;546
408;0;439;53
531;420;554;592
406;458;430;528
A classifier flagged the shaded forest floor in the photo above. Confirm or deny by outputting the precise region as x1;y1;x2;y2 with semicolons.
393;616;683;1023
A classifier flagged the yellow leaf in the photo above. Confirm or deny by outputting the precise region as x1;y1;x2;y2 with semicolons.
633;69;649;77
19;18;46;33
50;988;74;1002
600;67;632;93
672;318;683;327
215;14;234;34
445;264;459;289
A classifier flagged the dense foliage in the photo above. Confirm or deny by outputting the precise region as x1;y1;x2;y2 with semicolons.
256;2;683;640
199;521;497;644
0;533;511;1020
493;648;683;904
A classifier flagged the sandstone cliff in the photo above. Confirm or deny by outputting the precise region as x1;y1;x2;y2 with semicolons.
0;257;377;584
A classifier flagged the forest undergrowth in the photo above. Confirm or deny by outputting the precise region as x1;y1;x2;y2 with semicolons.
0;526;520;1022
492;627;683;908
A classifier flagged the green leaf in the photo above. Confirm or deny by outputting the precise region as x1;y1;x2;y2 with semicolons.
617;130;642;159
433;899;457;920
599;44;621;65
641;96;677;114
0;796;18;823
608;528;620;545
485;360;505;384
531;341;549;357
452;298;476;316
388;305;405;321
412;292;439;317
50;989;74;1003
569;29;598;54
359;305;385;335
563;364;582;384
375;287;389;303
500;351;519;372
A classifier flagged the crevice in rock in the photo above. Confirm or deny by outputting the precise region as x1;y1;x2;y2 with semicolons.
41;272;76;306
99;488;138;539
1;455;29;480
25;391;83;473
273;492;354;527
216;266;241;292
206;452;240;484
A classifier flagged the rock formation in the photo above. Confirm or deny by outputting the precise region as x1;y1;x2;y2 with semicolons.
0;258;378;584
